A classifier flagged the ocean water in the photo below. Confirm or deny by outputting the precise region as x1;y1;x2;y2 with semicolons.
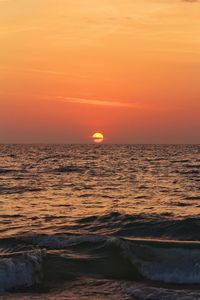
0;144;200;299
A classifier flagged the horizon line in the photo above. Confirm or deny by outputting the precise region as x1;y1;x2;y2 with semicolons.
0;142;199;146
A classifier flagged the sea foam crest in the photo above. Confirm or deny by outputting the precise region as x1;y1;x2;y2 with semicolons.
111;238;200;284
133;247;200;284
0;250;44;291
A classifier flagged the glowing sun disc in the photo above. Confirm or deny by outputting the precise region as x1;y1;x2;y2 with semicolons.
92;132;104;143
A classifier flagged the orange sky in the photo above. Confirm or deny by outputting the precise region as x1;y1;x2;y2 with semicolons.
0;0;199;143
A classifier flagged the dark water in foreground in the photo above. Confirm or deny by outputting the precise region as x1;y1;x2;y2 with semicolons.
0;144;200;299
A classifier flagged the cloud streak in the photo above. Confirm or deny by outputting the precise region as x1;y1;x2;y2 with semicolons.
0;91;146;109
0;66;90;80
182;0;199;2
55;96;143;109
0;66;65;75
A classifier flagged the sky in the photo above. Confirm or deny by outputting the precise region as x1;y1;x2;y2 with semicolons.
0;0;199;144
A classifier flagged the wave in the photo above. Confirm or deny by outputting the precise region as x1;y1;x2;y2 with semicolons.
0;214;23;219
184;195;200;200
184;164;200;169
76;212;200;240
107;237;200;284
53;165;86;173
18;233;104;249
133;244;200;284
0;168;18;174
176;169;199;175
0;186;43;195
2;234;200;287
2;233;200;294
0;249;45;292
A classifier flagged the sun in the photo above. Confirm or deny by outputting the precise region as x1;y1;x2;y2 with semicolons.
92;132;104;143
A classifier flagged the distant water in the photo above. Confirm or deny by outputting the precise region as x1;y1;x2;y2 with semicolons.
0;144;200;299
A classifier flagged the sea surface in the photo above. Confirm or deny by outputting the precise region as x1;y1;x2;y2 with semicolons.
0;144;200;299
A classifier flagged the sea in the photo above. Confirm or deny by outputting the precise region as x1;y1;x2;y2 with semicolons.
0;144;200;299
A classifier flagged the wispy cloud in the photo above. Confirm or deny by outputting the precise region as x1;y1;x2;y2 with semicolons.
0;91;145;109
0;66;89;80
11;67;67;76
0;65;66;75
0;91;141;108
182;0;199;2
55;96;143;108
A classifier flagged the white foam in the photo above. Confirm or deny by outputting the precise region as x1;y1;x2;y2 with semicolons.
0;250;44;291
132;247;200;284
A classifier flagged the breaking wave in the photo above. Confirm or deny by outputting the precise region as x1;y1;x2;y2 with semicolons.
0;249;45;292
2;233;200;292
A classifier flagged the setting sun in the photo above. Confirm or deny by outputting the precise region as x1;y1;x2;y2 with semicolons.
92;132;104;143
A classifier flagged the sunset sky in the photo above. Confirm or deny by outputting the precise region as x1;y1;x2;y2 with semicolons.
0;0;199;143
